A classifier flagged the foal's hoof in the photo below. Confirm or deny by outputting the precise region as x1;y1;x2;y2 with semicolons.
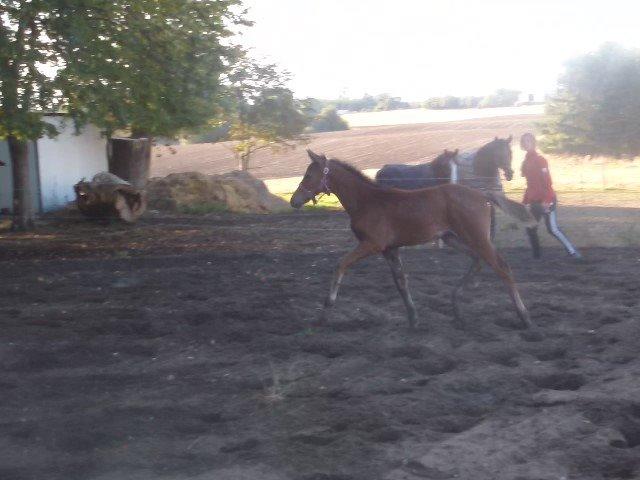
520;311;536;330
407;313;418;331
451;303;466;330
313;309;331;327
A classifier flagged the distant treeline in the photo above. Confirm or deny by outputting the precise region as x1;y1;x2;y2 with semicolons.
186;88;528;143
423;89;522;110
303;94;415;114
306;88;523;113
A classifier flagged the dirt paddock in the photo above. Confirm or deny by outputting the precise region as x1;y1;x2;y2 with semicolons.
1;211;639;480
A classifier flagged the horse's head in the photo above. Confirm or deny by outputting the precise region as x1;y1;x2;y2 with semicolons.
290;149;331;209
488;135;514;180
432;149;459;180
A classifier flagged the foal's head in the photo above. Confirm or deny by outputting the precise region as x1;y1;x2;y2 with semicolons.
478;136;514;180
290;150;331;209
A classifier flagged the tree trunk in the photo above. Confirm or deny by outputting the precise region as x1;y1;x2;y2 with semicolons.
238;146;251;171
239;152;250;171
8;135;34;231
107;137;151;189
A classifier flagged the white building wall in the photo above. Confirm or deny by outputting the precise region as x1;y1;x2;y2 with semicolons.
37;116;107;211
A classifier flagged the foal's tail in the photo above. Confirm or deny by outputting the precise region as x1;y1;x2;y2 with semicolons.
486;192;537;227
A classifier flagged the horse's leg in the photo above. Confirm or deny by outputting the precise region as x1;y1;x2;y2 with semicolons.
382;247;417;329
489;204;497;242
441;233;482;327
319;242;378;325
476;243;533;329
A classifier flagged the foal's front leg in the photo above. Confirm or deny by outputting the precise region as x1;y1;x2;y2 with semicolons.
441;233;482;328
383;247;417;329
319;242;378;325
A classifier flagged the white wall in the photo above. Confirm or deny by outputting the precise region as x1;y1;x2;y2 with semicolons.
37;117;107;211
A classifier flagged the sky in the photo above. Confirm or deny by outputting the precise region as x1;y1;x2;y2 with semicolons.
237;0;640;101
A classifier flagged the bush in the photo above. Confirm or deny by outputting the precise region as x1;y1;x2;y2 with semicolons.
308;107;349;133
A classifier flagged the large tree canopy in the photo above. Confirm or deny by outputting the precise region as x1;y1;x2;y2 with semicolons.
0;0;246;229
58;0;245;137
0;1;62;141
540;43;640;157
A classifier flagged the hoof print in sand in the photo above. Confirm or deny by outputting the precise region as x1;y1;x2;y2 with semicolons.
531;372;586;391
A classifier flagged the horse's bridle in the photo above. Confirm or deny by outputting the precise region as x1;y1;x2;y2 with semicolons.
303;164;331;205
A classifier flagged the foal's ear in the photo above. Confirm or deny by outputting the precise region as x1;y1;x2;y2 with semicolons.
307;149;324;164
453;148;459;155
506;134;513;144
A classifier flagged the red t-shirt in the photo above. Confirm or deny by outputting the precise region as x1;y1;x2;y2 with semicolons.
521;151;555;204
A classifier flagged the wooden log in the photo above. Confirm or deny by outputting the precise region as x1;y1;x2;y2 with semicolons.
74;172;147;223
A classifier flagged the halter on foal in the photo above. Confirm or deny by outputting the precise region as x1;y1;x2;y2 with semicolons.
291;149;534;330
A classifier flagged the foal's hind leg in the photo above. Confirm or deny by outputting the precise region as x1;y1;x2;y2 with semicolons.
441;233;482;327
319;242;378;325
478;246;534;329
383;248;417;329
489;205;497;242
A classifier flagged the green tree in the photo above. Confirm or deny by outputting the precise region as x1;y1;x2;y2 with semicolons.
0;0;63;229
308;107;349;133
226;57;308;171
0;0;244;229
540;43;640;156
374;94;409;111
59;1;244;139
423;95;481;110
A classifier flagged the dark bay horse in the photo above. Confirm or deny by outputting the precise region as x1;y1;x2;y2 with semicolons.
375;149;459;189
376;136;515;238
376;136;514;189
291;149;535;330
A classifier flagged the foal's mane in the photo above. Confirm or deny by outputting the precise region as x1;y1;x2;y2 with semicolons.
331;159;381;187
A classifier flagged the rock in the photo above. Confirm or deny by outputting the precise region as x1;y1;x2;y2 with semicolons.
147;170;289;214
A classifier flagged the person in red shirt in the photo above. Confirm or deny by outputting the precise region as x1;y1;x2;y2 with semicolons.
520;132;581;259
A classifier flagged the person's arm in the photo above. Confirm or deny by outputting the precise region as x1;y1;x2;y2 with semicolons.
537;156;555;208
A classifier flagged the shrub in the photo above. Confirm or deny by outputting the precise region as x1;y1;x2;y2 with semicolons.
309;107;349;133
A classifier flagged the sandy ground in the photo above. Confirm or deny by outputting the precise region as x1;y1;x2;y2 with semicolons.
1;210;639;480
2;112;639;480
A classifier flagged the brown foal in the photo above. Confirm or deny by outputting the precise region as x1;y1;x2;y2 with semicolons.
290;149;534;330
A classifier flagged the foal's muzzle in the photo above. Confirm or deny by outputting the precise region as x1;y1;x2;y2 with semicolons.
290;190;311;209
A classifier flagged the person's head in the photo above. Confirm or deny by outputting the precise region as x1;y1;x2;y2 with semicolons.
520;133;537;153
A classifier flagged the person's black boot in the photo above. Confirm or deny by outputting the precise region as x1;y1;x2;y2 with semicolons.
526;227;541;259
